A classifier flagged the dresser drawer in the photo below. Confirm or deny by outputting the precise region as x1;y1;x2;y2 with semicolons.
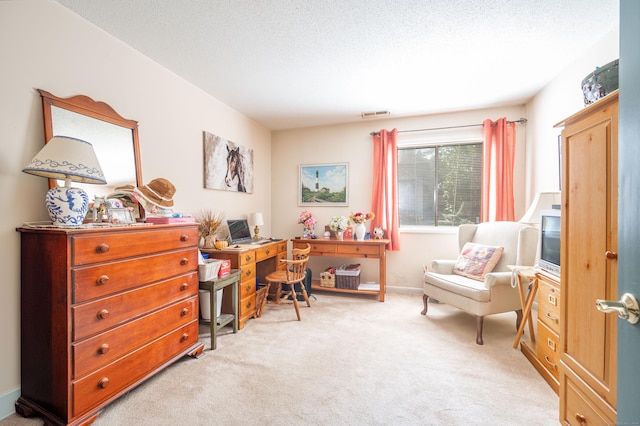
255;245;278;261
537;320;560;381
277;252;287;270
72;227;198;265
73;249;197;303
239;263;256;287
276;241;287;253
537;279;560;333
240;279;256;299
561;371;615;425
73;296;198;378
239;251;255;266
337;244;380;256
73;273;197;340
239;293;256;319
72;321;199;417
307;242;335;255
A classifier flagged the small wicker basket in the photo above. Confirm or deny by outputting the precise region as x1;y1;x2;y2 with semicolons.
319;268;336;287
335;264;361;290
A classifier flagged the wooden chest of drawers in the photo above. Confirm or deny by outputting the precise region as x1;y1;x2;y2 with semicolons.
537;274;560;383
16;224;204;426
520;270;561;394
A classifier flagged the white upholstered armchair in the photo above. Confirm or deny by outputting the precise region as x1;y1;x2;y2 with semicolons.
421;221;538;345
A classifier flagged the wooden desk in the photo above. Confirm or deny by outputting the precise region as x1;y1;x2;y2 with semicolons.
202;240;287;328
292;238;389;302
199;269;240;350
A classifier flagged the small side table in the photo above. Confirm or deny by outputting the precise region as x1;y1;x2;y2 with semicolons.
508;266;538;349
199;269;240;350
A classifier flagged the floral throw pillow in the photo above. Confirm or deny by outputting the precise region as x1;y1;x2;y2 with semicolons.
452;243;504;281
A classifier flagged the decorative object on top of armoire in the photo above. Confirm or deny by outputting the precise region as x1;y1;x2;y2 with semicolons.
555;90;618;425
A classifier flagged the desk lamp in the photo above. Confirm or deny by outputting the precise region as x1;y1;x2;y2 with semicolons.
250;212;264;240
23;136;106;226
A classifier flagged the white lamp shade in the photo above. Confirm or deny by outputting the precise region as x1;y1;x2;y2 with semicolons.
519;192;561;225
250;212;264;226
23;136;106;226
23;136;106;184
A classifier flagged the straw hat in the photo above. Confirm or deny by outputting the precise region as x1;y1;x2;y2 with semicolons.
134;178;176;208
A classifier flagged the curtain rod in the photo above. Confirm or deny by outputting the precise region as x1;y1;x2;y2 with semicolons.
369;118;528;136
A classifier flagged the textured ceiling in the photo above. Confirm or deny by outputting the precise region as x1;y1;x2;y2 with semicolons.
54;0;619;130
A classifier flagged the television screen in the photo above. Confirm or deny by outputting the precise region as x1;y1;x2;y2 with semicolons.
539;211;561;276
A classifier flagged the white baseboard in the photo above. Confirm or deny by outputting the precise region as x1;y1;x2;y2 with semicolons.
386;286;422;295
0;388;19;420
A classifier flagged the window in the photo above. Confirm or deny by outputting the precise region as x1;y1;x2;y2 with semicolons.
398;142;482;227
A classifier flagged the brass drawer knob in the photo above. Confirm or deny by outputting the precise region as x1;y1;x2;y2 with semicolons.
98;377;110;389
181;308;189;317
99;344;110;355
181;333;189;342
180;282;189;291
180;257;189;265
180;234;189;242
96;275;109;286
97;309;110;320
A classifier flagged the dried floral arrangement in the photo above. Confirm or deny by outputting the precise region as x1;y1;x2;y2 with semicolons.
195;210;225;242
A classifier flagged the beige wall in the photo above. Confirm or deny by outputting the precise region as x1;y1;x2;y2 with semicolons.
0;0;270;410
524;28;620;201
271;106;527;287
0;0;620;418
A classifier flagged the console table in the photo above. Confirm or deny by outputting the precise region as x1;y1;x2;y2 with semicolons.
291;238;389;302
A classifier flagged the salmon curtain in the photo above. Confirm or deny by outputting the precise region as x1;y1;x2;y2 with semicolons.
481;118;516;222
371;129;400;251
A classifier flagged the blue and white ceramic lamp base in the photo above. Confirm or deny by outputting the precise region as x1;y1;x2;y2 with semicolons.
45;185;89;226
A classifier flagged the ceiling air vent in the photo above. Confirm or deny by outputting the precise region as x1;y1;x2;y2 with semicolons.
361;110;390;119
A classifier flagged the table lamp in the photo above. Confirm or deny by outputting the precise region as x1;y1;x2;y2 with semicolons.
519;192;561;225
250;212;264;240
23;135;106;226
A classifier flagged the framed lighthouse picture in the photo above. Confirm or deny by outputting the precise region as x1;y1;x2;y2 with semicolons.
298;163;348;206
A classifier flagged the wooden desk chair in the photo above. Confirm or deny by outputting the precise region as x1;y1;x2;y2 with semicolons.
263;243;311;320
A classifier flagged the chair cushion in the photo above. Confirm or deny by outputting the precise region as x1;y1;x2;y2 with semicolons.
452;242;504;281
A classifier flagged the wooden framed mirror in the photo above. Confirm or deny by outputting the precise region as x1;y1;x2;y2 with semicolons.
38;89;144;219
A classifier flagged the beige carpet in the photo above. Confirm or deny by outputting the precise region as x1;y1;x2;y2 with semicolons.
2;292;558;425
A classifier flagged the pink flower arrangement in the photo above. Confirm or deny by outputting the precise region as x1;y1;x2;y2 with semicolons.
297;210;316;228
350;211;375;224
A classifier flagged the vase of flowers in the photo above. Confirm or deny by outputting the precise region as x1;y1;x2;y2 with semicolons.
329;215;349;240
350;211;375;241
298;210;316;238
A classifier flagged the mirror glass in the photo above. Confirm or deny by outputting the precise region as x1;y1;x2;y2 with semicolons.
39;89;144;218
51;106;137;190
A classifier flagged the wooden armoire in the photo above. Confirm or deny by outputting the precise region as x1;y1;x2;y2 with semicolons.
556;91;618;425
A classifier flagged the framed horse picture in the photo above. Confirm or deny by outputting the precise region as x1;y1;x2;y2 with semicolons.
203;131;254;193
298;163;348;206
